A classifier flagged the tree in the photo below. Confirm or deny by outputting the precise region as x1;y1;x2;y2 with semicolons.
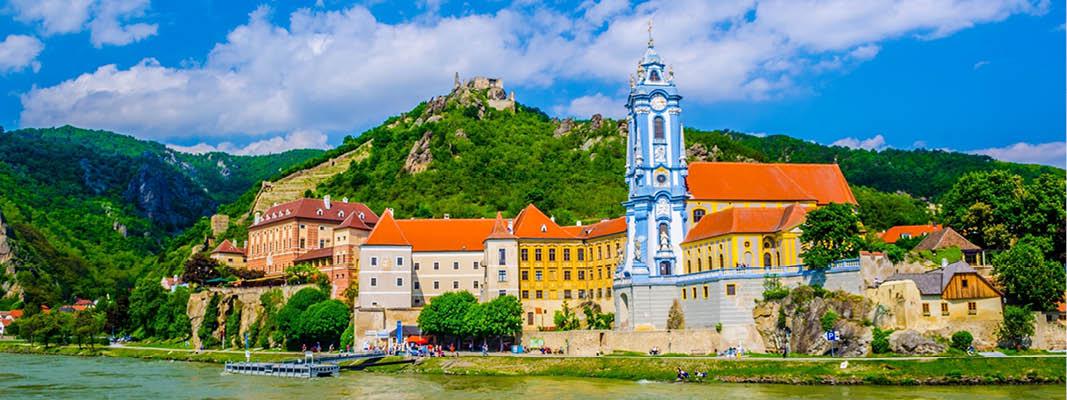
294;300;350;349
799;203;861;270
417;291;477;342
553;301;580;331
73;309;104;349
666;299;685;330
951;331;973;352
852;185;930;231
992;236;1066;312
579;301;614;330
182;253;222;286
128;276;166;338
1019;174;1066;261
198;293;221;348
997;306;1035;350
284;264;327;286
277;287;328;347
484;296;523;344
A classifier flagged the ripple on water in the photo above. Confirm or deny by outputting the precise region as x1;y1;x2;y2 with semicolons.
0;372;25;381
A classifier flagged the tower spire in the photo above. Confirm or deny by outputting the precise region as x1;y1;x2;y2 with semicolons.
647;19;654;47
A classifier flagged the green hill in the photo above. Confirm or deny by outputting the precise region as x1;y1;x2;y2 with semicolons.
0;126;321;308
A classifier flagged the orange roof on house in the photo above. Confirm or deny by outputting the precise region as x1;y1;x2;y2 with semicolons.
395;219;498;252
485;212;517;240
252;198;378;228
881;224;941;244
212;239;245;255
364;209;410;247
682;205;808;244
686;162;856;205
512;204;577;239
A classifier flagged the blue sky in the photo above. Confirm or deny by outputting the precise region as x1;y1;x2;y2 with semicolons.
0;0;1063;166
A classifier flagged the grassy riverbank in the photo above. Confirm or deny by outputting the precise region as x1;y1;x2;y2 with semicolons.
354;354;1067;385
3;340;1063;385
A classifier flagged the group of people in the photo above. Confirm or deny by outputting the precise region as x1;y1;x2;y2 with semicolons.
719;346;745;358
675;367;708;382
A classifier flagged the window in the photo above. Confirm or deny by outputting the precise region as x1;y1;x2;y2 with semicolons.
396;257;404;266
498;249;506;265
968;302;977;315
922;303;930;316
433;281;440;289
370;257;378;266
941;303;949;316
414;298;421;305
433;262;440;270
563;249;571;261
577;248;585;261
535;249;542;261
535;271;543;281
578;289;586;299
681;288;687;299
521;249;528;261
564;290;572;299
606;288;612;298
961;278;969;288
299;238;306;249
653;116;665;139
527;312;534;325
473;281;479;289
763;253;772;267
598;247;603;260
535;290;543;299
453;262;459;270
498;290;506;298
414;262;420;270
498;270;507;282
521;290;529;299
726;284;736;296
414;281;420;289
521;270;529;280
693;209;705;222
597;288;603;298
564;271;572;280
650;69;661;82
691;287;697;299
319;239;325;248
703;285;709;299
370;277;377;287
473;261;479;270
578;271;585;280
719;255;725;269
549;249;556;261
450;281;458;289
396;277;403;287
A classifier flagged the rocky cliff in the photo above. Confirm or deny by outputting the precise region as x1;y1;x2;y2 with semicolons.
187;285;313;349
753;286;874;357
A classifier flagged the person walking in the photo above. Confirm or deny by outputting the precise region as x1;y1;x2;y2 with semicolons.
481;343;488;356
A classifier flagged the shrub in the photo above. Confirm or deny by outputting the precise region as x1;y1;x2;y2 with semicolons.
762;275;789;301
872;328;893;354
951;331;974;351
820;310;839;332
714;322;722;333
998;306;1035;350
667;300;685;330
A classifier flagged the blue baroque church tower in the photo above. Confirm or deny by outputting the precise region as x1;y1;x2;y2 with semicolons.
615;29;690;330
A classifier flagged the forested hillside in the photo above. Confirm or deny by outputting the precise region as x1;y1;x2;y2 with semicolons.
0;126;321;310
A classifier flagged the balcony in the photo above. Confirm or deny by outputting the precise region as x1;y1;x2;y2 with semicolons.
614;258;861;288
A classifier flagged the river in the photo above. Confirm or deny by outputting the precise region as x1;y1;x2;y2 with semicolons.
1;354;1062;399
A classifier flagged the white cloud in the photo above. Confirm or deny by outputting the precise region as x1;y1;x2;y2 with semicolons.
832;134;887;151
554;93;626;119
911;140;927;148
973;60;990;70
17;1;1048;150
0;34;44;73
7;0;157;47
167;130;330;156
969;141;1066;167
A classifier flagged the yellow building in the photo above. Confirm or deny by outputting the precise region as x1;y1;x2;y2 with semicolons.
512;205;625;329
680;205;807;271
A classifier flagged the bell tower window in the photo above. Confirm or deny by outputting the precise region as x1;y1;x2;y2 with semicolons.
650;70;661;82
653;116;665;140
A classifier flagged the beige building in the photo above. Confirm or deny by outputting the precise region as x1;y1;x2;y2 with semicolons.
210;239;247;268
870;261;1003;339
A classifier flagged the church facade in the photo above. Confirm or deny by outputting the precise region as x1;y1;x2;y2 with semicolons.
613;38;863;331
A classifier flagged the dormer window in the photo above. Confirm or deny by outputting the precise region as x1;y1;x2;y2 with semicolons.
338;210;345;218
540;224;547;233
358;212;365;221
285;209;291;215
316;209;324;216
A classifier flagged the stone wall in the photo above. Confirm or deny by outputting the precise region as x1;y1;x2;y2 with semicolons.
187;284;313;349
354;307;422;341
518;329;745;356
1032;312;1067;351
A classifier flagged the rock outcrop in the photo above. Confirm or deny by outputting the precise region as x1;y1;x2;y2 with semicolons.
187;285;313;350
888;330;946;355
404;131;434;174
754;286;874;357
554;118;574;137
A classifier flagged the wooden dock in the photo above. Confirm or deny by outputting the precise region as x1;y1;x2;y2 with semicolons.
223;351;386;378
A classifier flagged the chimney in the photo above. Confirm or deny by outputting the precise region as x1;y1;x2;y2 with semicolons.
507;221;514;233
324;195;332;210
342;197;349;203
941;258;948;268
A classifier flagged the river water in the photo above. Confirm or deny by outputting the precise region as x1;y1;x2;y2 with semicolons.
1;354;1062;399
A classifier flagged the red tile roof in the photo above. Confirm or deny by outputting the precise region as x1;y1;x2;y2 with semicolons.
294;247;334;263
571;217;627;239
212;239;245;255
337;212;373;231
512;204;577;239
252;198;378;228
364;209;411;247
485;212;517;240
881;224;941;244
686;162;856;205
682;205;808;244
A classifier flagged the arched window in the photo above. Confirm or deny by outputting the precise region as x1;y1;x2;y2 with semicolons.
719;254;724;269
650;70;661;82
693;209;705;223
763;253;773;268
659;261;671;276
653;116;665;140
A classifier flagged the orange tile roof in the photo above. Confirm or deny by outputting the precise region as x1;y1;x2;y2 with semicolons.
364;209;410;246
881;224;941;244
686;162;856;205
485;212;517;240
253;198;378;228
512;204;577;239
212;239;245;255
682;205;808;244
395;219;498;251
571;217;627;239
